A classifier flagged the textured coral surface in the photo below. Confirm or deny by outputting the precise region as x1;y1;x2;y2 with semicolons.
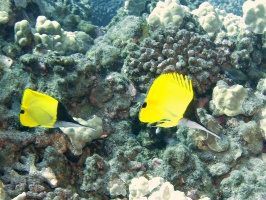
0;0;266;199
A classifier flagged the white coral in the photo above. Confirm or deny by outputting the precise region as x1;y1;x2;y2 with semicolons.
211;82;248;116
60;115;103;155
147;0;187;29
128;176;194;200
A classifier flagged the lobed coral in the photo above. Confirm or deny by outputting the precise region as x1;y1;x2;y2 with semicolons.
34;16;93;54
210;80;248;116
216;10;244;37
192;2;222;36
0;0;11;24
123;27;224;94
60;115;103;156
147;0;188;29
210;80;263;116
128;176;198;200
243;0;266;34
14;20;33;47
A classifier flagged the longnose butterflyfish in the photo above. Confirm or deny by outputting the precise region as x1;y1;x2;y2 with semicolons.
139;72;221;139
20;88;95;129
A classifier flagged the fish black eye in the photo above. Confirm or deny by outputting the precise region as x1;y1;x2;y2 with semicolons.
142;102;147;108
20;110;25;114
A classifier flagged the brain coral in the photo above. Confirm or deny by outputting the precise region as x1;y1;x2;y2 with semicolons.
123;27;225;94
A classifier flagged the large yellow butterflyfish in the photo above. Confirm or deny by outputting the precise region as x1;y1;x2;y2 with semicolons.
139;72;220;139
20;88;95;129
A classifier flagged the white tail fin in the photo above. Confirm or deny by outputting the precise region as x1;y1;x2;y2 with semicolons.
178;118;221;139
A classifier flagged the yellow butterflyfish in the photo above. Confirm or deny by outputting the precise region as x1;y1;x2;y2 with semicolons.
139;72;220;139
20;88;95;129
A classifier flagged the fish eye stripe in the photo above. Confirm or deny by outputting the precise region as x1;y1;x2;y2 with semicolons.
20;110;25;114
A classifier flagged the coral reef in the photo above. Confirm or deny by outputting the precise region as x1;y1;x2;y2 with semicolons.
220;156;266;199
86;15;144;70
255;78;266;137
0;54;12;74
0;0;266;199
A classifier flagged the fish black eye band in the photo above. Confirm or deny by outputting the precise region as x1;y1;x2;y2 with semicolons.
56;102;95;130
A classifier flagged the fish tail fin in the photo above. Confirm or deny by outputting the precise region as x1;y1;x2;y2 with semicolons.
178;118;221;139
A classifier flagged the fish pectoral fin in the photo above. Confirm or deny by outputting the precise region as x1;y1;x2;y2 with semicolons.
155;118;178;128
178;118;221;139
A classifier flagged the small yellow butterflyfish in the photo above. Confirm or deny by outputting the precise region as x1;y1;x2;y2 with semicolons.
20;88;95;129
139;72;221;139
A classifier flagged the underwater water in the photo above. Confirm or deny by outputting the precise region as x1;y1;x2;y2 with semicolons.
0;0;266;199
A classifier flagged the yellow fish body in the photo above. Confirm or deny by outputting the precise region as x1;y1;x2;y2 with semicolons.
139;72;220;139
20;88;94;129
139;73;193;127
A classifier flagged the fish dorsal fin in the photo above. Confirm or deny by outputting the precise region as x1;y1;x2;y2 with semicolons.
139;72;194;127
20;89;58;128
